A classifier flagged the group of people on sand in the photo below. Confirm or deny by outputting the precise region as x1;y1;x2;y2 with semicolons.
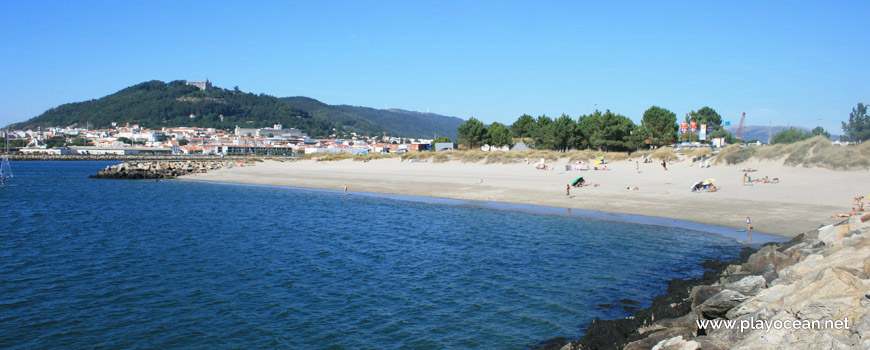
830;195;868;218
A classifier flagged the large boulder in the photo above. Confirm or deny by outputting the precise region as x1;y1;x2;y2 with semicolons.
650;335;699;350
782;267;869;326
697;290;748;319
623;328;695;350
742;245;794;274
689;285;722;310
723;275;766;296
726;284;789;319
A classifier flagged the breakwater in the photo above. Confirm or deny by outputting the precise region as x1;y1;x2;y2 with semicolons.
90;160;247;179
552;214;870;350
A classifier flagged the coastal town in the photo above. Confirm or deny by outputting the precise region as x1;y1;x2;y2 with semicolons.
2;123;455;157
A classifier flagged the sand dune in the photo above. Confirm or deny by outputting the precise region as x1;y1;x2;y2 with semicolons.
182;156;869;238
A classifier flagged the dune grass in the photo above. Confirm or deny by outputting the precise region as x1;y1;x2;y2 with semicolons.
713;136;870;169
293;137;868;169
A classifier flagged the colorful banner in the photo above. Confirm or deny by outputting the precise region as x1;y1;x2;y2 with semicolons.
699;124;707;141
680;122;688;134
690;121;697;133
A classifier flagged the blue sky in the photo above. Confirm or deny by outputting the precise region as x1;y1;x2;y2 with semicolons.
1;1;867;134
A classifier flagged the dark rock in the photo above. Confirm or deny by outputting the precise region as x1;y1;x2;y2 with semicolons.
90;160;237;179
689;285;723;310
777;232;807;252
700;259;730;271
572;317;639;350
697;290;748;319
541;246;763;350
525;336;570;350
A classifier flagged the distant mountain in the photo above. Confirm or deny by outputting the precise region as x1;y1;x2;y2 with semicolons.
724;125;810;143
282;97;463;139
8;80;465;139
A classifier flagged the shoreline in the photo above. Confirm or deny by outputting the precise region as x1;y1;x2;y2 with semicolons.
188;179;787;245
179;158;867;238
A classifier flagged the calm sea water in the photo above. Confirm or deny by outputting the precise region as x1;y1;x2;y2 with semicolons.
1;161;746;349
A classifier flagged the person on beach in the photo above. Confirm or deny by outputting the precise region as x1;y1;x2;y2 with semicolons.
343;184;348;196
635;161;639;173
661;159;667;171
566;184;571;199
746;216;752;242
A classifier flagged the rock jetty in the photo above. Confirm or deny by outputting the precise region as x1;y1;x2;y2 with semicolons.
556;214;870;350
90;160;244;179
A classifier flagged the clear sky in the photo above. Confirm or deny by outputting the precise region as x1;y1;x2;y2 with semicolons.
1;1;867;134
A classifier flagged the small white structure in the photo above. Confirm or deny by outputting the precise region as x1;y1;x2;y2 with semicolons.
434;142;455;151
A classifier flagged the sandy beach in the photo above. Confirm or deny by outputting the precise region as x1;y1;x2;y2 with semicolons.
182;156;869;238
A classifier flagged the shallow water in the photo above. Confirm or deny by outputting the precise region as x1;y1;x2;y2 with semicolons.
1;161;748;349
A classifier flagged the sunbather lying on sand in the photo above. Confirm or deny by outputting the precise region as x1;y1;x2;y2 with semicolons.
830;208;859;218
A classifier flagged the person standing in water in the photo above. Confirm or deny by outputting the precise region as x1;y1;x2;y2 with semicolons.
746;216;752;242
343;184;348;196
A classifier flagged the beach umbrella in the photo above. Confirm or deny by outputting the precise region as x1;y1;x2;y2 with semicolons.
702;178;715;185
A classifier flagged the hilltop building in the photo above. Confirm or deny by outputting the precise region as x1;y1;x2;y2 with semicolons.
234;124;307;139
186;78;213;91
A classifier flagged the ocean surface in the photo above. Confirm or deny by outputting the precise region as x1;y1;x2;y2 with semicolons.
1;161;750;349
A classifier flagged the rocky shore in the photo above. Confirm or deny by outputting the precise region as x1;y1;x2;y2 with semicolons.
546;214;870;350
90;160;248;179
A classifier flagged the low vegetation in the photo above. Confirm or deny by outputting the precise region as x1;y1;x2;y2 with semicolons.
290;136;867;170
713;136;870;169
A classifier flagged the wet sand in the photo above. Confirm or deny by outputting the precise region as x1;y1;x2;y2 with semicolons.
181;157;869;238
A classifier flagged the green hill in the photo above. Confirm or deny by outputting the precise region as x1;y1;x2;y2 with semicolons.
9;80;464;139
282;97;463;139
10;80;336;137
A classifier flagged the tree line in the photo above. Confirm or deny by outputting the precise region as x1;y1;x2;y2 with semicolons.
458;106;741;151
456;103;868;151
